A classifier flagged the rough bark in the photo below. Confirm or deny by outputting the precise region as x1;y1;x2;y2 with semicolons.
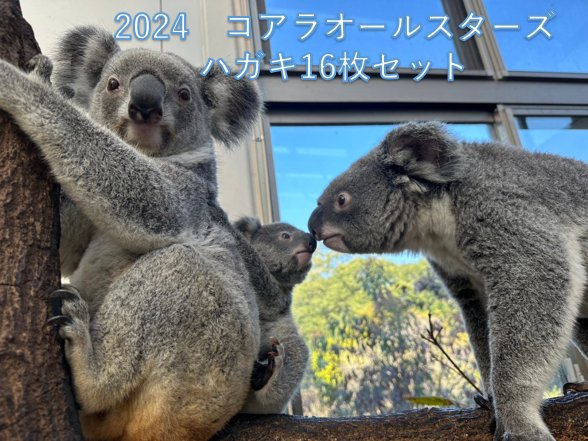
215;393;588;441
0;1;82;439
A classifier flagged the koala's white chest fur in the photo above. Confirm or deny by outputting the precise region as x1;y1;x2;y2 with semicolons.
404;195;485;294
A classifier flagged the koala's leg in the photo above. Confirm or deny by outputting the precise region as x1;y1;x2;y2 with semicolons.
48;285;142;414
484;238;584;441
454;292;493;411
0;59;200;254
242;320;309;414
74;244;258;441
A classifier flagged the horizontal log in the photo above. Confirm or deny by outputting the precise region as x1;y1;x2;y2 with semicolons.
214;393;588;441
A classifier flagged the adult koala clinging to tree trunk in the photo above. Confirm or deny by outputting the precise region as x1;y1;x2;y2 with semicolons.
308;122;588;441
0;26;262;441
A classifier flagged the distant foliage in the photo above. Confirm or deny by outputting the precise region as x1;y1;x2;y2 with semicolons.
292;251;479;417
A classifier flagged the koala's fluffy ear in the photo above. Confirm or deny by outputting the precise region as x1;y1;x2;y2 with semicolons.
233;217;262;240
380;122;464;184
199;67;263;147
52;26;120;106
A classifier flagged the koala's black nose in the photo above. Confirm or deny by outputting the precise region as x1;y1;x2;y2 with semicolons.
308;206;323;240
128;73;164;124
307;235;317;253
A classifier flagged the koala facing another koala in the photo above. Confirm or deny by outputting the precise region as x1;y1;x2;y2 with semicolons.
233;217;315;414
0;27;263;441
308;122;588;441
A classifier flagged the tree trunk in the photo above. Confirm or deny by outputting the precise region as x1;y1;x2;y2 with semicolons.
0;1;82;439
215;393;588;441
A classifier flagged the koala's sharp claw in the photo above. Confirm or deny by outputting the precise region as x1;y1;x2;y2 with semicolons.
48;288;80;302
46;315;73;327
474;393;492;410
60;284;82;295
251;360;271;391
267;352;276;369
250;342;282;391
563;381;588;394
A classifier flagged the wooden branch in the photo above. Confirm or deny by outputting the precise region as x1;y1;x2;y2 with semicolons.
0;1;82;439
214;393;588;441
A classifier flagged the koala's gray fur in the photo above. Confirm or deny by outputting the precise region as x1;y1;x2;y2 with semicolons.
233;217;314;413
308;122;588;441
0;26;263;441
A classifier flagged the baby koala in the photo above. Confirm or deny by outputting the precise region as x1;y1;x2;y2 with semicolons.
233;217;316;414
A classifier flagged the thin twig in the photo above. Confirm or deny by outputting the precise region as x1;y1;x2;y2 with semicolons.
421;313;483;396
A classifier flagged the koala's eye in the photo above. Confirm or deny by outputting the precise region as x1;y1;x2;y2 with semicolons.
178;88;191;101
281;232;291;240
107;77;120;91
335;192;352;210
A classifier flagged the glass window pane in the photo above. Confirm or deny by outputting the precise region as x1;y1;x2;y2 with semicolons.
485;0;588;73
275;124;493;416
263;0;460;68
516;116;588;162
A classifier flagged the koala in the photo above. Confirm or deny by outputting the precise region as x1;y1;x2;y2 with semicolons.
308;122;588;441
233;217;314;413
0;26;263;441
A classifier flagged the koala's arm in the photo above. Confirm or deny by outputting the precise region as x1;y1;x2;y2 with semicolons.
233;230;292;317
241;315;309;414
429;262;491;395
0;59;200;254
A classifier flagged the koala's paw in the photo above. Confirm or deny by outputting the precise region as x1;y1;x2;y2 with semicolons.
46;284;90;343
25;54;53;84
250;338;285;391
